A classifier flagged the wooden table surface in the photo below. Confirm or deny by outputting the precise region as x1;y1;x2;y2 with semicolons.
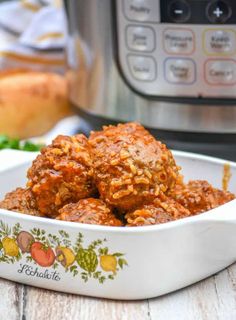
1;262;236;320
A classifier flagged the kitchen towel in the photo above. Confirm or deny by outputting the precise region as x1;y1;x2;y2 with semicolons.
0;0;66;73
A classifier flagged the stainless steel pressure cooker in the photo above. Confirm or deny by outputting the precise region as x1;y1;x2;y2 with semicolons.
65;0;236;160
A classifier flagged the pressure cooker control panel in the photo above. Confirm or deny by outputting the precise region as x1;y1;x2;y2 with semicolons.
116;0;236;98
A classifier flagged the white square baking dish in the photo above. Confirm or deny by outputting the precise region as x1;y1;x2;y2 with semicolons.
0;150;235;300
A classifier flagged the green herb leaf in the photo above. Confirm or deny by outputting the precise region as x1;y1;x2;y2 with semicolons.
0;135;44;152
22;141;44;152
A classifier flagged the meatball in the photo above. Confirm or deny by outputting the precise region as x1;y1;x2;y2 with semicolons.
27;134;96;217
57;198;123;226
171;180;235;215
89;122;180;211
126;194;190;226
0;188;41;216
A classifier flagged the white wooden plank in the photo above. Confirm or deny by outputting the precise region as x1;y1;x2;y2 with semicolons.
213;264;236;320
23;287;150;320
1;264;236;319
68;296;150;320
0;279;24;320
149;264;236;320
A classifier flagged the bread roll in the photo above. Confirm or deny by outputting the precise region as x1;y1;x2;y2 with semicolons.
0;71;72;139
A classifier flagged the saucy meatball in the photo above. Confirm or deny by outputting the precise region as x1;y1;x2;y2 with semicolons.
0;188;41;216
57;198;123;226
126;194;190;226
27;134;96;217
171;180;235;215
89;122;180;211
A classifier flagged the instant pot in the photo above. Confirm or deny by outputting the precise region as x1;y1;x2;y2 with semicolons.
65;0;236;160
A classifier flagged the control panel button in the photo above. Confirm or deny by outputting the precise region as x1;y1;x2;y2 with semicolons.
205;59;236;85
206;1;232;23
165;58;196;84
123;0;160;22
204;29;236;55
163;28;194;54
126;26;155;52
127;55;157;81
168;0;191;23
161;0;236;24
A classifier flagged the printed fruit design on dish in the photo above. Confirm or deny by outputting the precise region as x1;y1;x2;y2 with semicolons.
0;221;128;284
17;231;34;253
100;255;117;274
56;246;75;268
76;248;98;273
30;242;55;267
98;248;128;276
2;237;19;257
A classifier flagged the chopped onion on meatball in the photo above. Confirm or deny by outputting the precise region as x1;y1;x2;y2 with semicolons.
126;194;190;226
27;134;96;217
57;198;123;226
89;122;180;211
170;180;235;215
0;188;42;216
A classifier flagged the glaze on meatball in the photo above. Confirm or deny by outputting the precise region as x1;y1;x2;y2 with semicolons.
89;122;180;211
27;134;96;217
126;194;190;226
171;180;235;215
0;188;41;216
57;198;123;226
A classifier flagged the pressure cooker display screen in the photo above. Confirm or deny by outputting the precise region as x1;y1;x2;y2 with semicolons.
161;0;236;24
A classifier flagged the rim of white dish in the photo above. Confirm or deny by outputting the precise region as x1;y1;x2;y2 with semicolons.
1;198;236;235
0;149;235;234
